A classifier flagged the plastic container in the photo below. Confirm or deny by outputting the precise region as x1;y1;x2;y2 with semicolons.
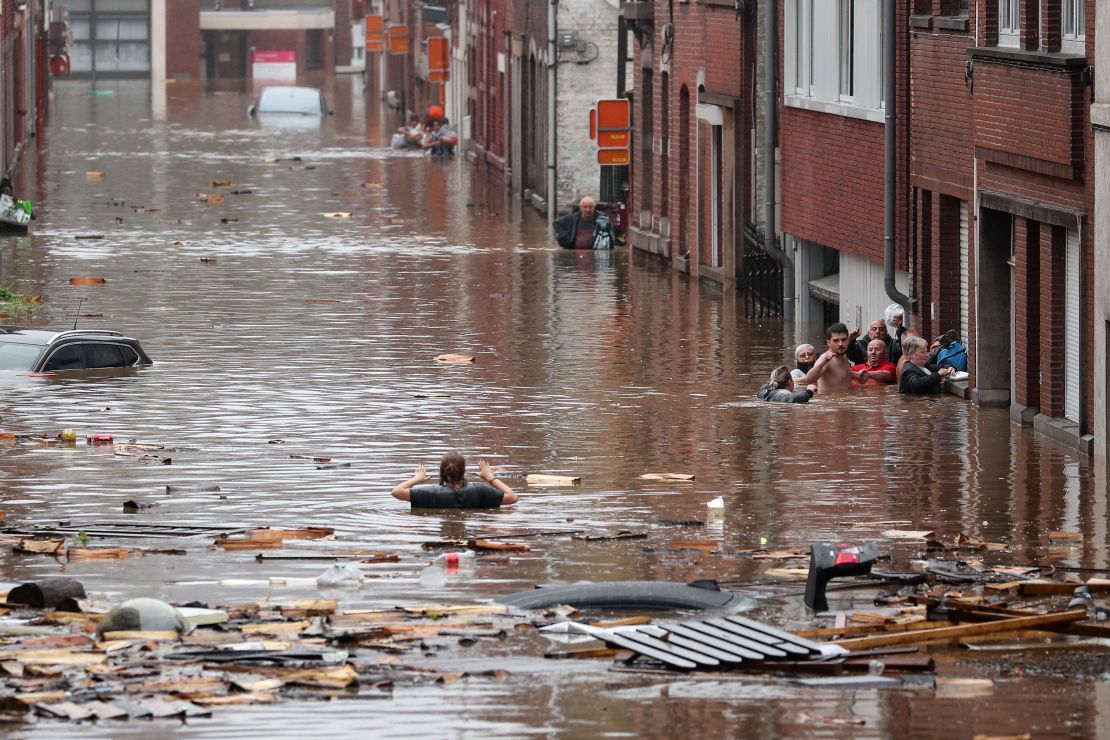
706;496;725;520
87;434;113;445
431;551;475;574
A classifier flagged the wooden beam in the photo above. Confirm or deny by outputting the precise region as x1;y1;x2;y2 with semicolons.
831;610;1087;650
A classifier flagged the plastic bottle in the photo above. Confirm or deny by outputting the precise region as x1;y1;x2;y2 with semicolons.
430;551;476;574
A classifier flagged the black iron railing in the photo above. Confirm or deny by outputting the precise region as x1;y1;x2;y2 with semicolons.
743;222;784;319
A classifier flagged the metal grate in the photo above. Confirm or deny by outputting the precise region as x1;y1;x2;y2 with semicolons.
594;615;825;670
742;223;784;319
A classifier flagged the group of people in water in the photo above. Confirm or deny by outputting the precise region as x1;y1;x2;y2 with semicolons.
395;112;458;156
759;303;967;403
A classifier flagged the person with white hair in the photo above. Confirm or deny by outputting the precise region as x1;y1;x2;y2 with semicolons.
884;303;908;347
552;196;619;250
790;343;817;381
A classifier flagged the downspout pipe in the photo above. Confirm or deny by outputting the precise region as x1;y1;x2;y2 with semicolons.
547;0;558;224
763;0;794;320
884;0;912;316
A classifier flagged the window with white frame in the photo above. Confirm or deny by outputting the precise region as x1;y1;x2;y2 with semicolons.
839;0;854;99
785;0;883;114
1062;0;1085;51
998;0;1019;47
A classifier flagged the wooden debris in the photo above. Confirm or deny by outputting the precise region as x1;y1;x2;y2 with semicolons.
13;538;65;555
200;257;218;264
526;474;581;486
668;540;719;553
881;529;935;540
68;277;106;285
832;610;1087;650
240;621;311;636
211;180;235;187
592;616;651;628
196;193;225;204
1019;580;1110;597
276;600;337;618
639;473;695;481
323;211;352;219
1048;531;1083;542
247;527;334;541
100;630;181;641
435;353;476;364
935;677;994;698
571;531;647;542
66;547;129;562
468;538;530;552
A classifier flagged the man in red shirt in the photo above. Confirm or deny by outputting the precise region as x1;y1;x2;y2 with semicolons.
851;339;897;386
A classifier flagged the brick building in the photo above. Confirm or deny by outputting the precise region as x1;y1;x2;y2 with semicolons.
1094;2;1109;460
1;0;45;180
90;0;369;83
624;0;757;288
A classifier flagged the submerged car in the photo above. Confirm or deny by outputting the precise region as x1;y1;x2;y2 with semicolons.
248;85;328;117
0;326;152;373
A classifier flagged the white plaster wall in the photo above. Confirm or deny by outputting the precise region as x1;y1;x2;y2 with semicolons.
1093;0;1110;459
838;251;910;333
555;0;621;208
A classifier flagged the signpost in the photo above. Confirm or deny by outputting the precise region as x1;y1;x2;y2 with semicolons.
251;50;296;83
593;98;631;166
365;16;385;53
388;26;409;55
427;37;449;83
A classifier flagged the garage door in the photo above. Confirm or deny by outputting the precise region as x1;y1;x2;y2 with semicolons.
1064;229;1081;423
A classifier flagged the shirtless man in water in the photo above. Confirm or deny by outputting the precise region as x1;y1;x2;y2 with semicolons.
804;322;853;394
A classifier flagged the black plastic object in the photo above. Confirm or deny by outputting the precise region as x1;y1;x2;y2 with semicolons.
804;542;880;612
496;580;737;611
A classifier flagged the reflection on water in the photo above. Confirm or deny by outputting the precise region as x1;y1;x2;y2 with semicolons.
1;77;1107;737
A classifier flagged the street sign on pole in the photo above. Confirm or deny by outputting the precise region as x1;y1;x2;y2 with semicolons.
427;37;449;82
596;98;631;148
388;26;409;55
365;16;385;52
597;149;630;165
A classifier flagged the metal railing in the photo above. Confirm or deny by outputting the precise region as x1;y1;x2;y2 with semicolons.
742;222;784;319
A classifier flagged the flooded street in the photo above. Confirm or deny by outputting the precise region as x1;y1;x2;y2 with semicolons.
1;77;1109;736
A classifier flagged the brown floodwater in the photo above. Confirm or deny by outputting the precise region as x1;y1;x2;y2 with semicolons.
1;76;1108;737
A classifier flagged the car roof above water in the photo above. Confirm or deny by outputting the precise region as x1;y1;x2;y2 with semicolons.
256;86;325;115
0;326;127;346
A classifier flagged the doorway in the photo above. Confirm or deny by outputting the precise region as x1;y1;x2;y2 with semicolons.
975;208;1013;407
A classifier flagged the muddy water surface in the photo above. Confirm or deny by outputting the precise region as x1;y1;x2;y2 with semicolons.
1;78;1108;737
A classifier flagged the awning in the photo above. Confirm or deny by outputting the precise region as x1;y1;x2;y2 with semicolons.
808;272;840;305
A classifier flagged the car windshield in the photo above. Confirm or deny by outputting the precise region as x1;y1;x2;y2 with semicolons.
256;87;323;115
0;342;44;371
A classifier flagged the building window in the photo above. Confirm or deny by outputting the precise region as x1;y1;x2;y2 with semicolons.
998;0;1019;47
1062;0;1085;52
839;0;854;100
786;0;882;115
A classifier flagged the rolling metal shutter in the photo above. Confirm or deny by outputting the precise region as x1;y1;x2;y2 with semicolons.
1065;229;1081;423
959;201;969;342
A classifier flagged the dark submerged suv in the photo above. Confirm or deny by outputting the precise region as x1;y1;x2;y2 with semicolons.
0;326;152;373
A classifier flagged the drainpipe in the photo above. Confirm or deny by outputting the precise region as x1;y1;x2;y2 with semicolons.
763;0;794;320
884;0;912;316
547;0;558;224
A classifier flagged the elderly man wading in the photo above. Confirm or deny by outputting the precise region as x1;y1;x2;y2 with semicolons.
553;196;619;250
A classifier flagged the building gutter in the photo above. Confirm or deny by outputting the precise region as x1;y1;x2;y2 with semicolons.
884;0;912;315
763;0;794;320
547;0;558;224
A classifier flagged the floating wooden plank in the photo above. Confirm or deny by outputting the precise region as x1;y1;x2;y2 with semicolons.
68;277;106;285
12;650;107;666
639;473;695;482
323;212;352;219
468;539;530;552
13;539;65;555
1019;581;1109;597
526;474;580;486
66;547;129;562
247;527;334;541
831;610;1087;650
881;529;935;540
240;620;311;636
435;354;475;364
100;630;181;641
571;531;646;542
1048;530;1083;542
85;171;105;180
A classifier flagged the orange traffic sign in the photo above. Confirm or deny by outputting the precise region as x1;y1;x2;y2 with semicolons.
597;149;630;166
427;37;449;71
365;15;385;52
598;129;630;148
596;98;631;129
588;108;596;140
388;26;409;55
